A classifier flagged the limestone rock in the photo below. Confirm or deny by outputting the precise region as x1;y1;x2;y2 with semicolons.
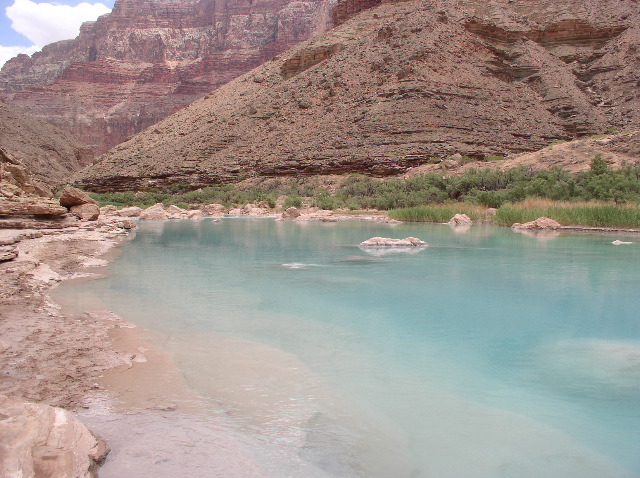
0;230;42;246
70;203;100;221
100;205;118;215
187;210;204;220
0;216;80;230
512;217;561;230
202;204;227;216
117;218;137;229
359;237;428;247
117;206;142;217
166;204;187;216
0;197;68;216
282;207;301;218
0;147;53;198
0;246;18;262
448;214;473;226
0;399;109;478
139;203;168;220
59;186;97;208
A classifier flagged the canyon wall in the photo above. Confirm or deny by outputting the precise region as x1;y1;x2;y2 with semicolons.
74;0;640;191
0;0;376;154
0;100;93;185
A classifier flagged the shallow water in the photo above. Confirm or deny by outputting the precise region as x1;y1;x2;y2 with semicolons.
57;219;640;477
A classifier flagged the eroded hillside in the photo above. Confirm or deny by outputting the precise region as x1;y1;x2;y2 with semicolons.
0;100;93;185
74;0;639;191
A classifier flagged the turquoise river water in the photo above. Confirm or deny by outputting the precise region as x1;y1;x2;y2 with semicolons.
55;218;640;478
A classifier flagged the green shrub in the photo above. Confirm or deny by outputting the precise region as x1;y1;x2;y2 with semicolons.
283;194;303;209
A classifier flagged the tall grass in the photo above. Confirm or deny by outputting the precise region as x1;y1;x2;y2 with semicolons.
493;199;640;228
388;204;489;222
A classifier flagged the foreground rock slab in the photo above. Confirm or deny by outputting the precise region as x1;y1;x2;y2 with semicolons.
58;186;98;208
0;197;67;216
0;398;109;478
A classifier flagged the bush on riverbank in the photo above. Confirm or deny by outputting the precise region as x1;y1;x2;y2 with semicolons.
89;156;640;225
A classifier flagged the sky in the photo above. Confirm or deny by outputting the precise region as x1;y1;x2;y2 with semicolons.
0;0;115;68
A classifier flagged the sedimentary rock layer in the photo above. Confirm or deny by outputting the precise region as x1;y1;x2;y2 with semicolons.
0;102;93;185
75;0;640;191
0;0;378;154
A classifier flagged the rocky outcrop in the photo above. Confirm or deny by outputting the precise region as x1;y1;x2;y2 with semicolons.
0;246;18;262
0;0;355;154
56;186;100;221
359;236;428;247
0;148;52;198
139;203;168;220
512;217;561;230
448;214;473;226
0;102;92;185
69;203;101;221
116;206;143;217
74;0;640;191
0;197;68;216
59;186;97;208
282;207;301;218
0;399;109;478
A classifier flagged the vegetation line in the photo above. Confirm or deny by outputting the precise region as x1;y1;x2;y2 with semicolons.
89;155;640;229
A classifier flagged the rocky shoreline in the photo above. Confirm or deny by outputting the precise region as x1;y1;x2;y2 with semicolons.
0;213;142;477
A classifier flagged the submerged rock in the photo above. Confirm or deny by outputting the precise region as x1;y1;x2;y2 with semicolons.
0;399;109;478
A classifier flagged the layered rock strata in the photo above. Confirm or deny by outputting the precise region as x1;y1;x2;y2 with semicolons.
0;0;382;154
75;0;639;191
0;102;92;185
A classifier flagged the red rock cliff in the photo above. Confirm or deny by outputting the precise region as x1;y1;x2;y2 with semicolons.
0;0;379;154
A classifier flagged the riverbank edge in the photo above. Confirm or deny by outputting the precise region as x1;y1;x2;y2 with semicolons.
1;212;638;476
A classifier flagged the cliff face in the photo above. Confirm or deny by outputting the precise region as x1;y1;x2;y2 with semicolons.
0;0;381;154
74;0;640;191
0;100;93;186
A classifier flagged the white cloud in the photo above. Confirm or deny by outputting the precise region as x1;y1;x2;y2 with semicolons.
0;45;39;69
6;0;110;48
